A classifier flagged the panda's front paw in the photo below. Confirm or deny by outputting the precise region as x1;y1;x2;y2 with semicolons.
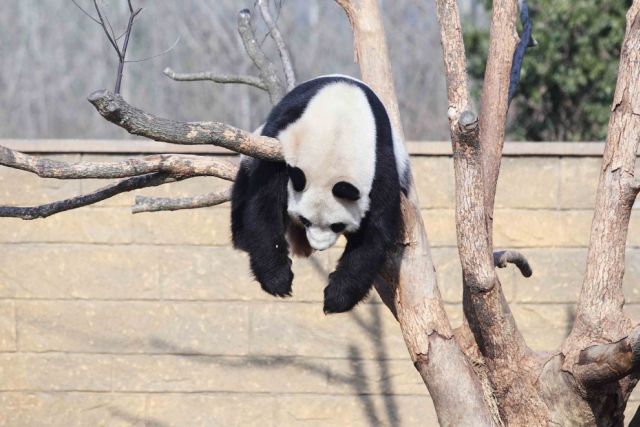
323;273;358;314
258;262;294;298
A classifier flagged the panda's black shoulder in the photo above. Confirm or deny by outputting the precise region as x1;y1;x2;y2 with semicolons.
260;75;376;138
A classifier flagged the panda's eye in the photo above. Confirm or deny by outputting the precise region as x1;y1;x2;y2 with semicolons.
330;223;346;233
299;215;311;227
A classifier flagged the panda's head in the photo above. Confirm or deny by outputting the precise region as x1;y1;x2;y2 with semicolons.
287;165;366;251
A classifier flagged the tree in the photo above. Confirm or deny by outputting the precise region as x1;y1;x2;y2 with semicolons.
466;0;633;142
1;0;640;425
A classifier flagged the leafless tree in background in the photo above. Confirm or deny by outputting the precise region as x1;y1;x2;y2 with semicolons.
1;0;640;425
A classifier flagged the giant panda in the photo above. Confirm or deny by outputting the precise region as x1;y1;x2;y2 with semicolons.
231;75;410;313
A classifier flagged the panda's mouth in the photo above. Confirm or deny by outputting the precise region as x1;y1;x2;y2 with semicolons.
306;227;338;251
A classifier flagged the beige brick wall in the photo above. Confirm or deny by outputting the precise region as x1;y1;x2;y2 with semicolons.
1;142;639;426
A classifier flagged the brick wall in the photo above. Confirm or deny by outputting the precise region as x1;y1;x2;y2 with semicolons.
0;141;639;426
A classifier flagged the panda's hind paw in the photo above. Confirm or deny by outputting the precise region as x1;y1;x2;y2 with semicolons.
259;265;294;298
323;280;358;314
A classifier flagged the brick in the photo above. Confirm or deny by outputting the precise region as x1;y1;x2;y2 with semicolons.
0;301;16;351
411;157;455;209
512;304;573;351
0;353;111;391
250;302;407;359
0;155;81;206
421;209;456;247
495;157;560;209
560;157;600;209
326;358;426;396
432;248;515;303
0;208;132;244
0;392;146;427
0;244;161;299
624;249;640;303
111;355;327;393
17;301;249;355
160;246;330;302
131;207;231;245
275;394;437;427
148;394;275;427
513;249;585;303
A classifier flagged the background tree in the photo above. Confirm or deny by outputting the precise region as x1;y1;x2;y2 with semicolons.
466;0;633;141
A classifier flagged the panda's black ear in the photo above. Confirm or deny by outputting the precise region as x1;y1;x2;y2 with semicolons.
287;165;306;192
332;181;360;201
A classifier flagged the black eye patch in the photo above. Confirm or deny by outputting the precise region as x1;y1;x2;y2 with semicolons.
332;181;360;201
298;215;311;227
330;223;346;233
287;165;306;192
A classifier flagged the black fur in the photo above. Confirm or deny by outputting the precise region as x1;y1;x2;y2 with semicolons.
230;76;403;313
332;181;360;201
287;165;306;192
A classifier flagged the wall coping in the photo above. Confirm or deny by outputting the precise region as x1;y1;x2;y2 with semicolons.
0;139;610;157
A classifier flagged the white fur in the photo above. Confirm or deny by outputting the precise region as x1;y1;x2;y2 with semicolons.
278;82;377;250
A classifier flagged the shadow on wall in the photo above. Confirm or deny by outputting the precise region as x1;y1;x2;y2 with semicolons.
149;302;402;427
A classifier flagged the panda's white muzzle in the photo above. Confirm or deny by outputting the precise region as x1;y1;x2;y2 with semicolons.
306;227;338;251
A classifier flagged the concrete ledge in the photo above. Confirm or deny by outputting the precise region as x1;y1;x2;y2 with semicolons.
1;139;609;157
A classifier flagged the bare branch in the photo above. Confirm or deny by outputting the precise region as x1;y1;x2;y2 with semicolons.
125;37;180;63
493;250;532;277
0;145;238;180
237;8;285;103
71;0;101;24
478;0;519;243
93;0;121;57
257;0;296;90
568;0;640;342
113;4;142;93
132;187;232;214
0;172;179;220
574;327;640;386
163;67;267;91
87;89;283;161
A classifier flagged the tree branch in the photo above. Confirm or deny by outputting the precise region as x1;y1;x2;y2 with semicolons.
132;187;232;214
163;67;267;91
0;172;180;220
336;1;496;424
574;327;640;386
237;9;285;103
493;250;532;277
87;89;283;161
0;145;238;180
257;0;296;91
569;0;640;343
478;0;519;243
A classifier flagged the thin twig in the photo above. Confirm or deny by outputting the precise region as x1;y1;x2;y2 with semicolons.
71;0;101;24
93;0;121;56
163;67;267;90
257;0;296;90
237;8;285;103
132;187;232;213
125;37;180;63
114;5;142;93
0;172;180;220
